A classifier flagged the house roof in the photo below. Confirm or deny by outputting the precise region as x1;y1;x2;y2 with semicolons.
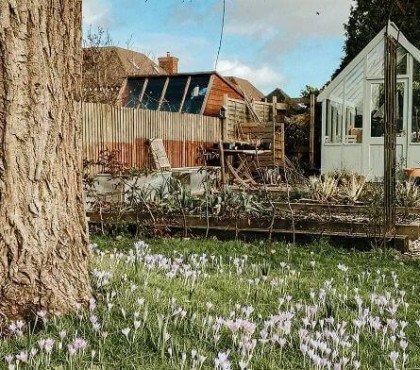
113;47;165;75
266;88;303;111
266;88;292;102
83;46;166;103
318;22;420;102
83;46;165;88
224;76;264;101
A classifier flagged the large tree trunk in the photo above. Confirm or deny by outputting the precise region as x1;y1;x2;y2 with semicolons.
0;1;91;325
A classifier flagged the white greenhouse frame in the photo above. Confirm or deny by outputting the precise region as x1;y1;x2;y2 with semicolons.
318;22;420;179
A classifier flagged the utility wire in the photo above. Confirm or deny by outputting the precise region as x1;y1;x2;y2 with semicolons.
214;0;226;71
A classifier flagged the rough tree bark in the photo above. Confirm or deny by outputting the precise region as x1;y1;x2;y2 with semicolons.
0;1;91;325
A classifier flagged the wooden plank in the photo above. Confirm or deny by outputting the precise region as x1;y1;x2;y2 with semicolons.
158;77;170;111
138;78;148;107
226;161;250;188
179;76;191;113
219;140;226;184
150;138;171;170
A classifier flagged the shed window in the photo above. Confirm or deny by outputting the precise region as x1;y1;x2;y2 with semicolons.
182;75;210;114
325;83;344;143
140;78;166;110
161;76;189;112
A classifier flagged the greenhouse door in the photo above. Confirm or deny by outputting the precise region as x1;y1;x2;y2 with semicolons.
367;79;408;178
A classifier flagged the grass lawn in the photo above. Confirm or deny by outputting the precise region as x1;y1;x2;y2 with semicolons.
1;236;420;369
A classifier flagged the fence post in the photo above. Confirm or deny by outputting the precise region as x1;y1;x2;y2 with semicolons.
271;96;278;166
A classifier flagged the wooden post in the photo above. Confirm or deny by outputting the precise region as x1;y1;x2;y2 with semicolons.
309;93;316;168
281;122;285;167
219;140;227;185
384;33;397;239
272;96;278;121
222;94;229;141
272;96;278;166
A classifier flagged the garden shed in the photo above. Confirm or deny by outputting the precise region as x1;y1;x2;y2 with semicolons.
318;22;420;178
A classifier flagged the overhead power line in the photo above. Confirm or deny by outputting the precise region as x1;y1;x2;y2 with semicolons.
214;0;226;71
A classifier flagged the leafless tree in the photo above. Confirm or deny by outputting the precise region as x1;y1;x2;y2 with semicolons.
82;27;163;105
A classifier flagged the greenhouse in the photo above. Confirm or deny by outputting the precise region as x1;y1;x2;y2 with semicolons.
318;22;420;178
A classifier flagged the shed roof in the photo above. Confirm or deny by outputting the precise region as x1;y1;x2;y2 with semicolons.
225;76;264;101
318;22;420;102
125;71;245;98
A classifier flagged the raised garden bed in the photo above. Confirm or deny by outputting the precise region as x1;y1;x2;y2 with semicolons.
87;208;420;252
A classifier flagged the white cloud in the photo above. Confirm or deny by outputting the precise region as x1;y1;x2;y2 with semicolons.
220;0;354;58
225;0;353;39
130;32;212;72
216;59;284;93
82;0;113;29
167;3;206;27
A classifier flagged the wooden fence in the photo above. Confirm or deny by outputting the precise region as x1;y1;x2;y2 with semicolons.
82;102;222;169
223;96;285;166
224;97;272;141
82;99;285;172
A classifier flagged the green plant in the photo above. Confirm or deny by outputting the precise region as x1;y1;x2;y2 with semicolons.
4;236;420;369
340;173;366;204
396;180;420;208
308;175;339;203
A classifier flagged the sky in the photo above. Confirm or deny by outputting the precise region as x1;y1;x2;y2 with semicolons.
82;0;355;97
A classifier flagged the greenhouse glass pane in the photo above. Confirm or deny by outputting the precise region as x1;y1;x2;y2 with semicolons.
367;40;384;78
411;59;420;142
182;75;210;114
397;45;408;75
370;82;404;137
125;79;145;108
325;82;344;143
367;39;408;77
161;76;189;112
140;77;166;110
344;61;364;143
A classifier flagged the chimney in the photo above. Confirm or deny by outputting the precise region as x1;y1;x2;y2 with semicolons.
158;52;179;75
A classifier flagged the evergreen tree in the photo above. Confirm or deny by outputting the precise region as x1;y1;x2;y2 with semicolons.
333;0;420;79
